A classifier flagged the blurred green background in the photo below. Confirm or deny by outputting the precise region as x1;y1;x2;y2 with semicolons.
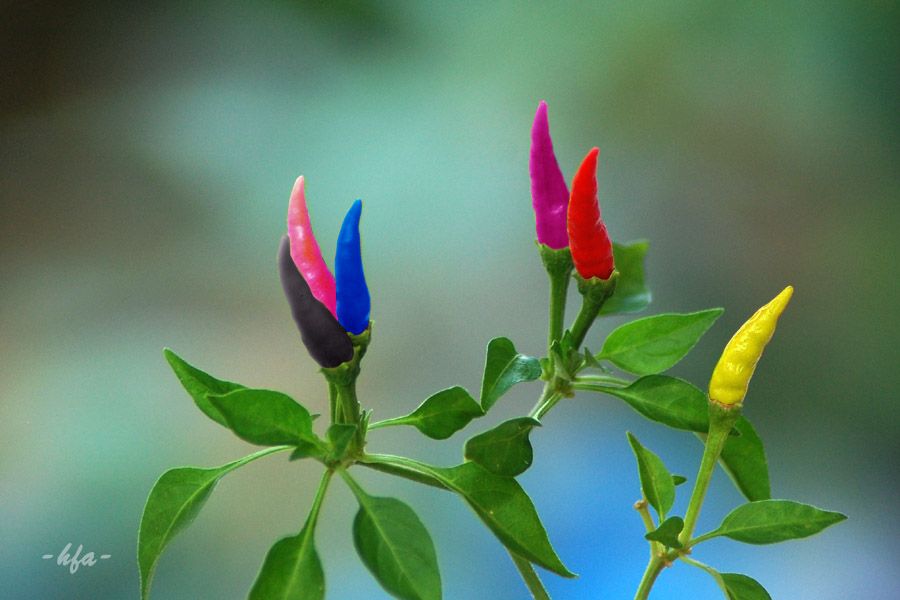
2;1;897;598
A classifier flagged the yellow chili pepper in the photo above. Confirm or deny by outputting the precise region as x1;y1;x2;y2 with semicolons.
708;286;793;405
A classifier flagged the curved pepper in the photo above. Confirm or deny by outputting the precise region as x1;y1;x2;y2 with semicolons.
278;235;354;368
335;199;370;335
567;147;614;279
287;176;338;317
530;101;570;249
709;286;793;405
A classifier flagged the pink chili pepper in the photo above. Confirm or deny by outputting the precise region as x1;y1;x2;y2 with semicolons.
287;175;337;316
530;101;570;249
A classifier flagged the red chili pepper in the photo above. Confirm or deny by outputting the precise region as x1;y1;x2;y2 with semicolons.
566;147;614;279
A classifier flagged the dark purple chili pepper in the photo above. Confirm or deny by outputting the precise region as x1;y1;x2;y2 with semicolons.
278;235;354;368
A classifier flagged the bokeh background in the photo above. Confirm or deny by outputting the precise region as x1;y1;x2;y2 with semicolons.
2;1;898;599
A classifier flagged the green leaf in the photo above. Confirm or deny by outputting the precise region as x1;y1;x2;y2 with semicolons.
384;387;484;440
138;449;283;600
598;241;651;316
715;415;771;501
163;348;245;427
720;573;772;600
597;375;710;433
351;493;442;600
207;388;319;447
691;562;772;600
464;417;541;477
703;500;847;545
672;475;688;486
598;309;723;375
432;462;575;578
326;424;357;460
248;521;325;600
581;348;611;373
290;440;325;461
626;432;676;520
480;338;542;411
644;516;684;549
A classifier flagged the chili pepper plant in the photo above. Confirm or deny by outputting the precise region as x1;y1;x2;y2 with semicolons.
137;101;845;600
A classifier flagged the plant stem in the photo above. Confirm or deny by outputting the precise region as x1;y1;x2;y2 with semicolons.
539;244;573;349
678;407;736;547
634;499;661;558
633;554;666;600
573;374;631;387
569;273;617;349
547;264;570;349
510;551;552;600
328;382;338;424
337;466;364;496
360;452;429;472
307;468;334;526
528;383;560;420
330;377;363;451
357;459;449;490
678;554;730;596
230;445;294;469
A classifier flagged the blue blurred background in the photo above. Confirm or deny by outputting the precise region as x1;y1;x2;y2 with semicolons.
2;1;897;598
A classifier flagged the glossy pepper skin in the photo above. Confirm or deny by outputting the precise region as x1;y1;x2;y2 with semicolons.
278;235;354;368
709;286;793;405
567;147;615;279
530;101;570;249
287;176;338;317
335;199;370;335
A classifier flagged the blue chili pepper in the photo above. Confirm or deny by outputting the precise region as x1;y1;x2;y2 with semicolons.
278;235;354;368
335;199;371;335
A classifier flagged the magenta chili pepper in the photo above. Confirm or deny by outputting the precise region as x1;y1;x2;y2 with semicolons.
335;199;370;335
278;235;353;368
530;101;570;249
287;176;337;317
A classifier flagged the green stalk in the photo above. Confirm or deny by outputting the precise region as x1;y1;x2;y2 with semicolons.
678;403;739;547
328;382;339;424
568;272;618;349
574;374;631;387
337;466;365;497
539;244;574;349
231;445;294;469
307;468;335;530
510;551;552;600
633;555;666;600
678;555;730;597
634;499;661;558
527;383;557;420
546;265;570;349
357;459;449;490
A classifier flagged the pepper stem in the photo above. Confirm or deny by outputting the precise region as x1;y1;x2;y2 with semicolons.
538;243;574;349
321;324;372;454
677;401;741;547
569;271;618;349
